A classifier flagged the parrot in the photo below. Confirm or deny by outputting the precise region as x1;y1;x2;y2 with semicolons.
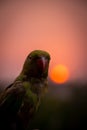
0;50;50;130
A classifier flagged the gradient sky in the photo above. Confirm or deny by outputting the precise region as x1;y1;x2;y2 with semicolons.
0;0;86;83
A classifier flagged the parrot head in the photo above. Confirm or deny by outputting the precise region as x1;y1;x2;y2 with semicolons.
21;50;51;78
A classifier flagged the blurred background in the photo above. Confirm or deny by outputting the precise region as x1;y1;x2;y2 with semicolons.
0;0;87;129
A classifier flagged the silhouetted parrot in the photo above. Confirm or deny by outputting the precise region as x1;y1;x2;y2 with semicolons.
0;50;50;130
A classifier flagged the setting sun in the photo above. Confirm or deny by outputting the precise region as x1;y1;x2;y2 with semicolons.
49;64;69;84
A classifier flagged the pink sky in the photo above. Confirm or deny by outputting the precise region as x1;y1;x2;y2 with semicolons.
0;1;86;83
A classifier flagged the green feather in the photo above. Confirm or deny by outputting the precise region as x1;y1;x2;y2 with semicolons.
23;81;38;105
0;50;51;129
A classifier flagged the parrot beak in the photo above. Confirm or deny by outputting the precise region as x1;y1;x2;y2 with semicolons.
37;57;48;72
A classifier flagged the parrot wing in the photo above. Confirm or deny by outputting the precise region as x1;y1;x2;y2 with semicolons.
0;81;25;120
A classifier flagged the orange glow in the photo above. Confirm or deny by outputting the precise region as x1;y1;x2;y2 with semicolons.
50;64;69;84
0;1;85;82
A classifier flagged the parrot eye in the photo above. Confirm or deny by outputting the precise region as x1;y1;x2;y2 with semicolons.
28;55;32;60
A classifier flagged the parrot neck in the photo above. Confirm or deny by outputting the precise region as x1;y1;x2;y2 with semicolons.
15;73;47;83
20;69;48;80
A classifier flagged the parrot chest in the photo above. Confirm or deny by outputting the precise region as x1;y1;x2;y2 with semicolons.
18;79;47;126
18;86;39;123
30;78;48;96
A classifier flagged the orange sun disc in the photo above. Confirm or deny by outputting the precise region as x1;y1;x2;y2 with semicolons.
50;64;69;84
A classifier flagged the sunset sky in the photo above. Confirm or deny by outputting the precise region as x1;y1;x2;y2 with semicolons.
0;0;86;83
